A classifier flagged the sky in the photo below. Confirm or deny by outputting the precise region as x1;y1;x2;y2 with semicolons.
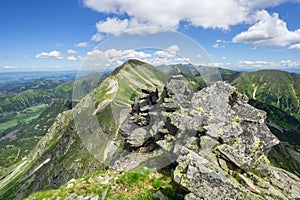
0;0;300;72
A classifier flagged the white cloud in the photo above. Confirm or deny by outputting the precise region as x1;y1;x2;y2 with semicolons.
204;62;227;67
1;65;18;69
213;39;227;48
83;0;300;49
67;56;78;61
74;42;90;47
83;0;251;33
236;60;300;69
35;50;64;59
200;59;300;69
150;57;191;66
85;45;191;67
87;48;152;66
91;33;103;41
288;43;300;50
94;17;170;36
95;18;129;36
233;10;300;47
213;43;220;48
84;0;300;35
238;0;293;10
67;49;78;54
166;45;180;53
155;45;180;58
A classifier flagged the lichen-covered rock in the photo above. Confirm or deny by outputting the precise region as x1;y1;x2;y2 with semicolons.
170;81;299;200
115;78;300;200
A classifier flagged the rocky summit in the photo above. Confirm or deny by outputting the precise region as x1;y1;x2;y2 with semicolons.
113;75;300;199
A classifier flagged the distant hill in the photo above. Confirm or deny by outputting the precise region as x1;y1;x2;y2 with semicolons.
231;70;300;120
0;100;72;170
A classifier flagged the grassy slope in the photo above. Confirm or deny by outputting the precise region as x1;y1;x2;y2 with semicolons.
0;60;169;200
248;99;300;175
161;65;240;91
0;104;48;137
72;59;168;164
0;81;73;114
249;99;300;144
25;166;181;200
0;100;72;170
231;70;300;120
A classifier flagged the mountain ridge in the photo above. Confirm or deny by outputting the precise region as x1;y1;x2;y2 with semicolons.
1;60;300;199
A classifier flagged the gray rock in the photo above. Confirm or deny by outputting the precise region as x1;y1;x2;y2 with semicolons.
125;128;150;148
153;191;170;200
116;80;300;200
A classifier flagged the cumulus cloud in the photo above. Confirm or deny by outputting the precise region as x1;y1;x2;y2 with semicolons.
152;57;191;66
91;33;103;41
237;0;293;10
233;10;300;47
83;0;250;33
235;60;300;69
74;42;90;47
201;59;300;70
85;45;191;67
213;39;227;48
86;48;151;66
83;0;300;49
35;50;64;59
288;43;300;49
95;18;129;36
94;17;171;36
67;56;78;61
67;49;78;54
155;45;180;58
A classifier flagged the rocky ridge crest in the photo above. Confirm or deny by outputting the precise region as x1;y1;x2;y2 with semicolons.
115;75;300;199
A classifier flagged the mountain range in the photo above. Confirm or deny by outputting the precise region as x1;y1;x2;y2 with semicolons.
0;60;300;200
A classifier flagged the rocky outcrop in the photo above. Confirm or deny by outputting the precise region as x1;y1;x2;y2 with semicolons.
115;76;300;200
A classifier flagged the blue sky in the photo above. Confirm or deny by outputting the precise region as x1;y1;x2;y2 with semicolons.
0;0;300;72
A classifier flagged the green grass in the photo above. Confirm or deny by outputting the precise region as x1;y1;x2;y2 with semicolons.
0;100;72;169
25;167;178;200
232;70;300;120
0;104;48;134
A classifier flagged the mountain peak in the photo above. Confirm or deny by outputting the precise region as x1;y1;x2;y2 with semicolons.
110;59;148;76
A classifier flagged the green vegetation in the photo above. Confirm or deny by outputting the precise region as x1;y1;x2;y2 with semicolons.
26;167;178;200
249;99;300;145
0;104;48;136
232;70;300;120
93;59;168;137
268;142;300;176
0;82;73;113
0;100;72;170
